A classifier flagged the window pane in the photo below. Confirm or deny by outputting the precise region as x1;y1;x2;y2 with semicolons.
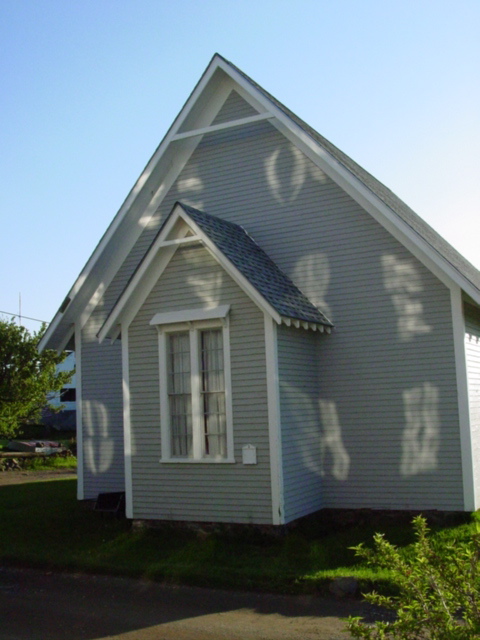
200;329;227;457
170;394;192;457
60;388;76;402
168;332;192;457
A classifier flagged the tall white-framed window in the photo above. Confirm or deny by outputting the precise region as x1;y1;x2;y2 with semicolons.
151;307;234;463
167;331;192;457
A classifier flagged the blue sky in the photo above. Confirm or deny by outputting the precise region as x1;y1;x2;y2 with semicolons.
1;0;479;333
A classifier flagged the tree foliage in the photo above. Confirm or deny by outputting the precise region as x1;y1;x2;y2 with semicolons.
347;515;480;639
0;319;73;439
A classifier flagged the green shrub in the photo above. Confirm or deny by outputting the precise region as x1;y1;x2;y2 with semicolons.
347;515;480;639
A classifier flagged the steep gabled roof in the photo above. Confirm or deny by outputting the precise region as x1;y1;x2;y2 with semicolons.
223;55;480;295
98;203;332;342
39;53;480;352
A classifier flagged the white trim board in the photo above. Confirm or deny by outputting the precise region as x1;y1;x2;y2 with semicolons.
74;324;84;500
450;287;477;510
150;305;230;326
264;314;284;525
121;321;133;518
172;113;273;141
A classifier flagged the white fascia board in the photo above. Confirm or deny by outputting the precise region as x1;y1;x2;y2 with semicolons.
48;54;471;353
273;118;477;296
89;67;262;344
39;137;199;351
167;56;232;134
38;321;74;356
73;136;203;333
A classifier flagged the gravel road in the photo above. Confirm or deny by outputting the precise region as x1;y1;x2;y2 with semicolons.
0;567;369;640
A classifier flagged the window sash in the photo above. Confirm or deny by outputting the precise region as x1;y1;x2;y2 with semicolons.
167;332;192;457
163;326;228;461
200;329;227;457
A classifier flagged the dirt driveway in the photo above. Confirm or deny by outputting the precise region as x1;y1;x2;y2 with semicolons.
0;470;377;639
0;468;77;486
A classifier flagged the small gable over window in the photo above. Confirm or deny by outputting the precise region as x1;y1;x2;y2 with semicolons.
98;202;333;344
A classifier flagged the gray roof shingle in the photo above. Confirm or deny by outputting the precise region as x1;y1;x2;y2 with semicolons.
178;203;333;327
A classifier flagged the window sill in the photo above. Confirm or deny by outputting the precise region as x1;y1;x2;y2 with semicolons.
160;457;236;464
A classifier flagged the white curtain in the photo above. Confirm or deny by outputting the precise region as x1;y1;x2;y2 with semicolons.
168;332;192;456
200;329;226;457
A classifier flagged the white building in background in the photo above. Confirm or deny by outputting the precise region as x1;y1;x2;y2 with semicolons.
43;351;76;430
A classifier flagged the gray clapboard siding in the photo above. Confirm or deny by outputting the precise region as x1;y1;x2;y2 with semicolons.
278;325;327;522
211;90;259;125
465;303;480;502
128;244;272;524
80;309;125;499
83;90;464;513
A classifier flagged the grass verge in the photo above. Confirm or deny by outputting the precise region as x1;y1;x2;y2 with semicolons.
21;455;77;471
0;453;77;472
0;478;476;595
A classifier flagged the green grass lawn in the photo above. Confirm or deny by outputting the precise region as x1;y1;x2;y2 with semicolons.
21;455;77;471
0;478;477;595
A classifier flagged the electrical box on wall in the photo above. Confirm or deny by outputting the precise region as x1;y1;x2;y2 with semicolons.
242;444;257;465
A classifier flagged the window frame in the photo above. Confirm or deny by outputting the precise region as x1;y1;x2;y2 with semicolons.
153;308;234;463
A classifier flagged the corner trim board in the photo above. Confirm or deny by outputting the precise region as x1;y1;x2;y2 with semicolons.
450;287;477;510
121;322;133;518
74;324;84;500
264;314;285;525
